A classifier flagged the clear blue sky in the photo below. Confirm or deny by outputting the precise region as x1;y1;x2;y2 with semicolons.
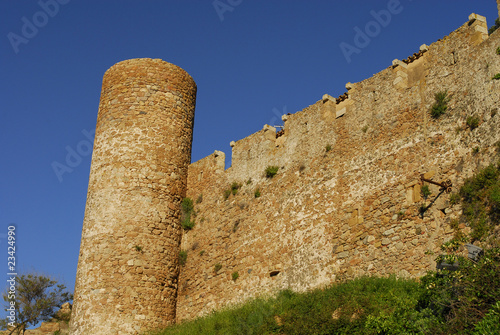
0;0;498;318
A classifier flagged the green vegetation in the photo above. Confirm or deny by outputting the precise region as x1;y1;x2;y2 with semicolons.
493;73;500;80
421;184;431;199
214;263;222;273
458;163;500;242
179;250;188;266
362;125;369;133
199;250;205;256
224;182;242;200
489;17;500;35
152;276;431;335
246;178;252;185
254;188;261;198
417;246;500;334
0;274;73;334
325;144;332;152
466;115;480;130
497;46;500;55
265;166;279;178
231;272;239;282
134;245;143;252
180;197;195;230
231;182;242;195
429;90;450;119
449;192;460;206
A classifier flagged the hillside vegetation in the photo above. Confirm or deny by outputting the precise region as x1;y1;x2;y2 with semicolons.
153;162;500;335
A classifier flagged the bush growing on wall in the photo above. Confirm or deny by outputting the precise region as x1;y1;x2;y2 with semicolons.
430;91;450;119
265;166;279;178
181;197;195;230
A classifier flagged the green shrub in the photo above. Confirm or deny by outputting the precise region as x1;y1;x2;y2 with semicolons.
224;182;242;200
459;164;500;241
497;46;500;55
254;188;261;198
418;247;500;334
214;263;222;273
179;250;188;266
325;144;332;152
232;272;239;281
473;301;500;335
489;18;500;35
265;166;279;178
449;192;460;205
231;182;242;195
181;197;194;213
181;217;195;230
493;73;500;80
246;178;252;185
134;245;142;252
430;90;450;119
199;250;205;256
153;276;426;335
181;197;195;230
466;115;480;130
362;125;369;133
421;184;431;199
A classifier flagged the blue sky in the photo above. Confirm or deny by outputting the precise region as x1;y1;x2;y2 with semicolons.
0;0;498;319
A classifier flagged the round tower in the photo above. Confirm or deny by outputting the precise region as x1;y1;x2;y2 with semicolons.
69;59;196;334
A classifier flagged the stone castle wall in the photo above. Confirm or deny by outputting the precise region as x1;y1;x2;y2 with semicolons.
70;59;197;334
176;14;500;321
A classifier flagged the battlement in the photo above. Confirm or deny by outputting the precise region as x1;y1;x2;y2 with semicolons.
190;13;492;187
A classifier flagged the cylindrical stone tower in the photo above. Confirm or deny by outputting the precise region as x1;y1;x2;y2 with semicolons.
69;58;196;335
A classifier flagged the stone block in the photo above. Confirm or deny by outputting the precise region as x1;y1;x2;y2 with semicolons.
419;44;429;52
40;322;60;332
336;107;346;118
322;94;335;102
468;13;487;23
413;184;421;202
423;170;436;179
392;59;407;68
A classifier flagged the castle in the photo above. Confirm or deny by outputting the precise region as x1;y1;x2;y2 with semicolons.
70;7;500;335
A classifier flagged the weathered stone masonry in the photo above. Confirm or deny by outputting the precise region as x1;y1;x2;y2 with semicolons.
70;59;196;335
177;14;500;321
71;10;500;335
